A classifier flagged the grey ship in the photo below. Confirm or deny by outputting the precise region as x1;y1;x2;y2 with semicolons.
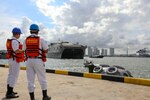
0;50;7;59
47;41;87;59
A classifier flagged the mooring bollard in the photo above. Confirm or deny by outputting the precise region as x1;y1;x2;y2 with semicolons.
88;64;95;73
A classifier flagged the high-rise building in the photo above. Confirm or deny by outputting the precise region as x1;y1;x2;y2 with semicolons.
93;47;100;55
104;49;107;56
110;48;115;56
101;48;107;56
87;46;93;57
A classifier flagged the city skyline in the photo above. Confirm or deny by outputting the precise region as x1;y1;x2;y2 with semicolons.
86;46;150;56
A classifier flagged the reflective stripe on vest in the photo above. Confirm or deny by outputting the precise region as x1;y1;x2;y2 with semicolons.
26;36;40;57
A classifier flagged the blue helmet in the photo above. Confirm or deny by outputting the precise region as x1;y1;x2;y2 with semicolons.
30;24;39;31
12;27;22;34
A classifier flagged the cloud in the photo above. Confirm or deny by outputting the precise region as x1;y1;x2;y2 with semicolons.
33;0;150;52
21;17;32;37
0;9;22;49
1;0;150;53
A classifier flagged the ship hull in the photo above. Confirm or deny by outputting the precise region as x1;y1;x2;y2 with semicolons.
47;42;86;59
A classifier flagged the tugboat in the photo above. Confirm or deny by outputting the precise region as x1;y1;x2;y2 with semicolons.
84;60;132;77
47;41;87;59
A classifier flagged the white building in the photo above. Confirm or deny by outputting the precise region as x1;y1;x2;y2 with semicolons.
93;47;100;55
110;48;115;56
87;47;93;57
101;48;107;56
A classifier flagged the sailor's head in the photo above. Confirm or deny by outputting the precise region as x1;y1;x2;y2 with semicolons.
30;24;39;34
12;27;22;38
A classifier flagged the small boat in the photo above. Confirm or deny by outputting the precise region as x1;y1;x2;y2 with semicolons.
84;60;132;77
89;55;104;58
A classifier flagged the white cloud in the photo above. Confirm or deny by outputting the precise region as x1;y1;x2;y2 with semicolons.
21;16;32;37
1;0;150;53
33;0;150;52
0;9;22;49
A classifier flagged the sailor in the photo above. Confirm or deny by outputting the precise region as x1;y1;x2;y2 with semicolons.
6;27;24;98
23;24;51;100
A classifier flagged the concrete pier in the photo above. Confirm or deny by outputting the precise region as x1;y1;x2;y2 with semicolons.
0;67;150;100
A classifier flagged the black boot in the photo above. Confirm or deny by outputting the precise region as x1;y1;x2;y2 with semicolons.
29;92;35;100
42;90;51;100
6;85;19;99
6;85;11;98
7;84;18;94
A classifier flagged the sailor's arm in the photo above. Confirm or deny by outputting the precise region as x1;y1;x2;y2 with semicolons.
41;38;48;53
12;40;24;53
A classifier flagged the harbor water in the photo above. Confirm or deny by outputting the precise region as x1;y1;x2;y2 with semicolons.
0;57;150;79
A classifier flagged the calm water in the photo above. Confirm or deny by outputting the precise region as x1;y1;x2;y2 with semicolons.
0;57;150;79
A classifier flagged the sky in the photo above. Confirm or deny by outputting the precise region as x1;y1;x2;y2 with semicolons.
0;0;150;54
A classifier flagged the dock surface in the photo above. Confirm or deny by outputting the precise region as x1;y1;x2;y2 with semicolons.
0;67;150;100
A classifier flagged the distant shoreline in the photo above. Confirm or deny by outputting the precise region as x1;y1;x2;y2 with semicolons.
105;55;150;58
85;55;150;58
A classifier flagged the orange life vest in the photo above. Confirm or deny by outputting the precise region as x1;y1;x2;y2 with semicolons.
25;36;47;62
6;39;24;63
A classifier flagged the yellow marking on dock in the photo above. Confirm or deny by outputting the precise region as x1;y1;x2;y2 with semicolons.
124;77;150;86
5;64;9;68
20;67;26;70
84;72;102;79
0;64;150;86
55;70;69;75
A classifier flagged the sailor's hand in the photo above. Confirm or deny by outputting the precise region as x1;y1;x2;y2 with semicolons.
15;49;24;53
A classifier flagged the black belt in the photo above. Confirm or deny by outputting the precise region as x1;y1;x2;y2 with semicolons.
28;57;42;59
